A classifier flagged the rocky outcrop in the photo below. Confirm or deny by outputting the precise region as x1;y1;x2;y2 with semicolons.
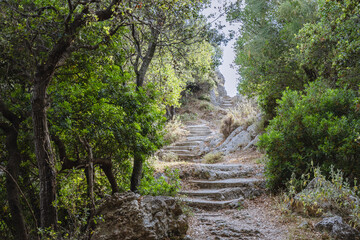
91;192;188;240
315;216;360;240
213;126;252;154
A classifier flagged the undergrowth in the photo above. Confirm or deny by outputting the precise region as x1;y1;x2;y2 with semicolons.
284;164;360;228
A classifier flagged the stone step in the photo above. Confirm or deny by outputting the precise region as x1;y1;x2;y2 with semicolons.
181;197;242;210
187;129;212;133
188;178;265;189
171;141;203;147
180;186;264;201
187;136;210;141
163;146;195;151
180;188;245;201
186;124;209;128
192;164;246;171
163;149;193;155
190;169;254;180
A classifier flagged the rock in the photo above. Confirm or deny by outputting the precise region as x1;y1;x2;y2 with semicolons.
208;135;223;149
91;192;188;240
222;131;251;154
243;135;260;150
214;126;244;152
246;123;258;138
315;216;360;240
210;89;218;106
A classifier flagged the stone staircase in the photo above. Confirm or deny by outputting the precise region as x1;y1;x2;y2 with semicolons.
162;124;213;160
179;164;265;210
220;96;233;109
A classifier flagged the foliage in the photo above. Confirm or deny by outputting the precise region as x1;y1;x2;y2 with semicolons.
139;163;181;197
202;152;224;164
296;0;360;89
259;82;360;190
199;101;214;112
285;165;360;228
228;0;318;119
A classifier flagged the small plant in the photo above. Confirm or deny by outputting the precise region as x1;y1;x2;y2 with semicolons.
202;152;224;164
161;152;179;162
220;115;241;139
198;94;211;102
199;101;214;112
139;166;181;197
285;164;360;228
163;119;189;144
179;112;198;122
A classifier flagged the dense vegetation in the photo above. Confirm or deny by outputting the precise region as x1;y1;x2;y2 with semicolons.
0;0;222;239
230;0;360;190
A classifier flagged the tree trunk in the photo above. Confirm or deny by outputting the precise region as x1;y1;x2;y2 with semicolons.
5;129;29;240
100;163;119;194
130;153;143;192
32;75;58;230
131;26;161;192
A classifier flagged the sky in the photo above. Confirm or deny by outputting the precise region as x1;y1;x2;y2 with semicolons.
203;0;241;97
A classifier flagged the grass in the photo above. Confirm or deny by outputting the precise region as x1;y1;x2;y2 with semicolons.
202;152;224;164
163;119;189;144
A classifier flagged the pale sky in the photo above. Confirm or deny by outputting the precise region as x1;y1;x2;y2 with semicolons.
203;0;241;97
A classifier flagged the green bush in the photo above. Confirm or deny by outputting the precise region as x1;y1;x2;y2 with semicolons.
139;163;181;197
259;82;360;190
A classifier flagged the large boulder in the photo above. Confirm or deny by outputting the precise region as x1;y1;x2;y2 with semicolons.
91;192;188;240
315;216;360;240
214;126;251;154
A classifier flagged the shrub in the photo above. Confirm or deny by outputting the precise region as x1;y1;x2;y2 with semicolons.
199;101;214;112
220;115;240;139
202;152;224;164
259;82;360;190
139;164;181;197
285;165;360;227
163;119;189;144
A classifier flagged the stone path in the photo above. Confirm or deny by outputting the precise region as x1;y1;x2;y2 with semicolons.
162;124;213;160
180;164;265;210
161;96;289;239
220;96;233;109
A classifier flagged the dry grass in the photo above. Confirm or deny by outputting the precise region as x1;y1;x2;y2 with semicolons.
202;152;224;164
229;96;259;128
163;119;189;144
220;96;260;139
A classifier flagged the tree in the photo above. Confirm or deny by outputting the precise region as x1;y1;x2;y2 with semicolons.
1;0;126;230
296;0;360;89
228;0;318;119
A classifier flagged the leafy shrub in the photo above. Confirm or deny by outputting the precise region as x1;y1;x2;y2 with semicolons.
139;164;181;197
202;152;224;164
198;94;211;102
259;82;360;190
285;165;360;227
